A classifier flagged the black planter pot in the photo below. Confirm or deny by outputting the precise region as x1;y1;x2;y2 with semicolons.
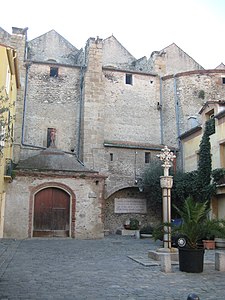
179;248;205;273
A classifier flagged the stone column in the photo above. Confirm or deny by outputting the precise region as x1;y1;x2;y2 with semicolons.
157;146;176;250
160;175;173;249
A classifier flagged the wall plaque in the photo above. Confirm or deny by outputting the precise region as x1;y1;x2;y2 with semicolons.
114;198;147;214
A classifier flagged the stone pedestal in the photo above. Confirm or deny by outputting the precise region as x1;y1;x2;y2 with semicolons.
160;253;172;273
215;252;225;271
148;248;179;262
116;229;140;238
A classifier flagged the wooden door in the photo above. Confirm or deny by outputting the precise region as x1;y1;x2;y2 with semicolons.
33;188;70;237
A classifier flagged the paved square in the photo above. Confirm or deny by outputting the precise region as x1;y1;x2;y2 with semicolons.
0;236;224;299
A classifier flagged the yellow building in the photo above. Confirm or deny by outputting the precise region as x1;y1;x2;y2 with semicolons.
181;100;225;218
0;43;20;237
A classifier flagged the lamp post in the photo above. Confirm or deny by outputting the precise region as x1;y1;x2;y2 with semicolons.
157;146;176;249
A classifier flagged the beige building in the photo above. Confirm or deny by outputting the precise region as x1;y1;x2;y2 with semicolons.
0;26;224;238
0;43;20;237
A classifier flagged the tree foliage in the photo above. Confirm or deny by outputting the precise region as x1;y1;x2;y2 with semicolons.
142;160;163;205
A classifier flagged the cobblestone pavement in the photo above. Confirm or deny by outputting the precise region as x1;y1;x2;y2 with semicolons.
0;235;225;300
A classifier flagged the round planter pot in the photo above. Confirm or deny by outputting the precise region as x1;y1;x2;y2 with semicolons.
179;248;205;273
215;238;225;249
202;239;215;250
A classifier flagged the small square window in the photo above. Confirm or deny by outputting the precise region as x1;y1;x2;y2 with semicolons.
50;67;58;77
125;74;132;85
145;152;151;163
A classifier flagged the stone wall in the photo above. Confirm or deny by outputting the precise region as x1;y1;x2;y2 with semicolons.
20;63;81;158
162;70;225;149
102;35;135;66
104;187;161;233
103;69;160;144
27;30;80;65
82;38;105;166
152;43;204;76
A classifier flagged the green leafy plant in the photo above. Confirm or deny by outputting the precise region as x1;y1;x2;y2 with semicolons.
172;196;222;248
212;168;225;184
140;225;154;234
202;219;225;240
141;160;163;204
129;218;140;230
198;90;205;99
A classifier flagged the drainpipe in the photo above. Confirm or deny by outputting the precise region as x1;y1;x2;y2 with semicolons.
173;75;183;170
159;76;164;144
77;66;85;159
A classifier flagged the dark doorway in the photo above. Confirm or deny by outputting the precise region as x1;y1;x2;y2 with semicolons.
33;188;70;237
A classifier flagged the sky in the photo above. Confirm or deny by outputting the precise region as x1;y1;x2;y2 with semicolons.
1;0;225;69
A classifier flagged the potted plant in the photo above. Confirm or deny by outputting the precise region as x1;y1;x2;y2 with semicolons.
201;219;222;250
172;196;211;273
123;218;140;230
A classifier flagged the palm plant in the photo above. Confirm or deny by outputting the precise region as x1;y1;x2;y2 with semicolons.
173;196;211;248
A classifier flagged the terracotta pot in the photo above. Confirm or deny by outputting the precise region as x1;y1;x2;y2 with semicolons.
124;225;131;230
202;240;215;250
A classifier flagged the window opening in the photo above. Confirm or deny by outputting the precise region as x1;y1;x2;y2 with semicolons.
145;152;151;163
50;67;58;77
222;78;225;84
47;128;56;147
110;153;113;161
126;74;132;85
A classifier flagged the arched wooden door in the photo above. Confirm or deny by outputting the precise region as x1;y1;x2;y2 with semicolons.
33;187;70;237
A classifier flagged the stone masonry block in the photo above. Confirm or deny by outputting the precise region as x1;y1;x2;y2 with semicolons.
215;252;225;271
160;253;172;273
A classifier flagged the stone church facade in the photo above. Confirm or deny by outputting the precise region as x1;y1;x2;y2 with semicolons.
0;26;225;238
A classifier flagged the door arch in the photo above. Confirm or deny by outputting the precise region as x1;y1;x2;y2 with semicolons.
33;187;70;237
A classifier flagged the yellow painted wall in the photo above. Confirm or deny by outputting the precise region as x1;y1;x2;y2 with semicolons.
182;133;202;172
0;44;19;237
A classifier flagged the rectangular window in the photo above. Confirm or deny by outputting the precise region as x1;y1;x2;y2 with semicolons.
222;77;225;84
47;128;56;147
110;153;113;161
50;67;58;77
145;152;151;163
125;74;132;85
